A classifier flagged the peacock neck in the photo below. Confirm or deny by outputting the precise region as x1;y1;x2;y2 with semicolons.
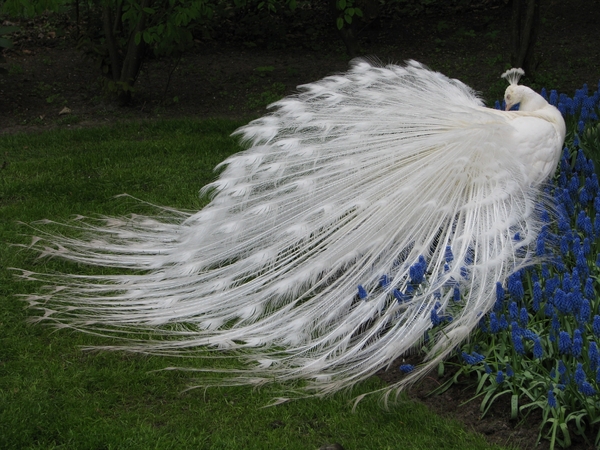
518;89;549;112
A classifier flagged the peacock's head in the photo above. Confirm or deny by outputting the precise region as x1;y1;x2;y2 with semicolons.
501;68;547;112
504;85;548;112
504;85;527;110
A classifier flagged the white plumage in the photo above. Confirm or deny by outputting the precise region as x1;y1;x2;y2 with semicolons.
23;60;566;397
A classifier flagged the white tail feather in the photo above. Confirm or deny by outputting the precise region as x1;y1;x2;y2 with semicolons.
20;60;565;397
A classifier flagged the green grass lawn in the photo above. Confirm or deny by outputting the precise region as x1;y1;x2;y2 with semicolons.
0;119;510;450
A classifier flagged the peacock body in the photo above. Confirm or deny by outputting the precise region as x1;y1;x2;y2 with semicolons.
24;60;566;396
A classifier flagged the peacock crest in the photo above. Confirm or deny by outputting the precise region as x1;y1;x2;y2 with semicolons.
501;67;525;85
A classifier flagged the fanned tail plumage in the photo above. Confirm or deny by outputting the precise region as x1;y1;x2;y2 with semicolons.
21;60;565;397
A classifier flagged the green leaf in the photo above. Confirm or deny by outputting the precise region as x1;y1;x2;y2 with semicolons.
131;1;142;12
337;0;346;11
0;37;13;49
346;7;354;16
354;7;363;17
134;31;142;46
510;394;519;420
0;26;20;36
558;422;571;447
344;14;352;25
481;389;511;417
336;17;344;30
142;7;155;14
475;372;489;394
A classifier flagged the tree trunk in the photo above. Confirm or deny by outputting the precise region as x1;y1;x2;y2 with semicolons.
511;0;540;77
102;4;121;82
101;0;149;105
338;26;359;58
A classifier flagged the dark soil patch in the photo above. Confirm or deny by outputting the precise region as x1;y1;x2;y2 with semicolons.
1;0;599;135
2;1;600;449
378;357;597;450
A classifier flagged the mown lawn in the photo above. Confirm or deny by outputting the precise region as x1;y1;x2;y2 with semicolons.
0;120;511;450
